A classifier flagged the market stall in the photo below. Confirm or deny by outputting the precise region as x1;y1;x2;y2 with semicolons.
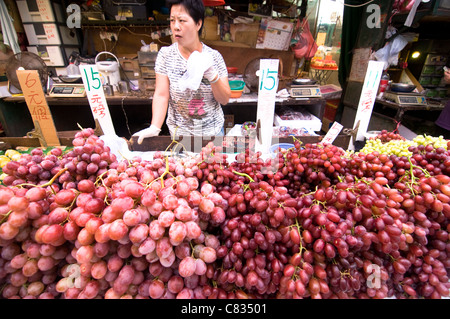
0;0;449;303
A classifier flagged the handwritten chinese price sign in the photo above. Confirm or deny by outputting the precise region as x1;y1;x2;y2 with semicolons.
16;70;60;146
79;65;116;136
256;59;279;154
352;60;384;145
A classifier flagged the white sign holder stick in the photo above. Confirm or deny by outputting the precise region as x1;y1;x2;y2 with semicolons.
348;60;384;150
255;59;279;155
79;65;116;136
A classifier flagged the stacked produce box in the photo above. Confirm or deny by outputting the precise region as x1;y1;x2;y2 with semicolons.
0;128;449;299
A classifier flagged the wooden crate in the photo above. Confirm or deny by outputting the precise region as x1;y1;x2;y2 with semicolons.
0;130;77;149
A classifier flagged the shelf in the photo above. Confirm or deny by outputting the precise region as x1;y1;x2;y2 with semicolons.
81;20;169;28
421;85;446;88
3;95;152;106
203;40;253;48
226;92;325;106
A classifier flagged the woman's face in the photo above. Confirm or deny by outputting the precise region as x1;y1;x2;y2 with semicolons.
170;4;202;48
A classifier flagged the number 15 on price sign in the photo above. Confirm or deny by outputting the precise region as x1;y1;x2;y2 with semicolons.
259;68;278;92
80;65;116;136
256;59;279;154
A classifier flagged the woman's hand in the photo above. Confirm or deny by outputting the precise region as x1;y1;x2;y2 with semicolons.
203;54;219;83
444;68;450;84
132;124;161;144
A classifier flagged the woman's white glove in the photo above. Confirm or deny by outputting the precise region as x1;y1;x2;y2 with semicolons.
202;52;219;83
132;124;161;144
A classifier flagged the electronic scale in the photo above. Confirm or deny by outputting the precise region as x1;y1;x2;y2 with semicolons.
383;91;427;106
49;83;86;98
289;85;322;98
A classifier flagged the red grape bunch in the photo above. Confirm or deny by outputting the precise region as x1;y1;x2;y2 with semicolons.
0;127;449;299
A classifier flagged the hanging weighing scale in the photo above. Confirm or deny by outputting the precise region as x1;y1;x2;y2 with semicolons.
383;91;427;106
49;83;86;98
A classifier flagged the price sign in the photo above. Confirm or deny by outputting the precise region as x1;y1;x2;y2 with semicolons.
255;59;279;154
16;70;60;146
36;0;54;22
321;121;343;145
43;24;59;44
79;65;116;136
350;60;384;149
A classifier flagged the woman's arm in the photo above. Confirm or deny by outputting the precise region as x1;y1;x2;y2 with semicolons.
210;76;231;105
151;73;170;129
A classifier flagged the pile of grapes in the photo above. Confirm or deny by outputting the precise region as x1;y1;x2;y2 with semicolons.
0;128;449;299
361;130;448;157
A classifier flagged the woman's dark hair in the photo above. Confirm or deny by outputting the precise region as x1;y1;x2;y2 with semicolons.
166;0;205;36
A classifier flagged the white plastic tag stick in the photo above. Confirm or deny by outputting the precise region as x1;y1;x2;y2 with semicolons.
79;65;116;136
350;60;384;149
322;121;343;145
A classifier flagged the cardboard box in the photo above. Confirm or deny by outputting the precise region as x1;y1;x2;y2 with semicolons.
224;114;234;129
138;51;157;65
119;56;141;80
274;111;322;132
140;65;155;78
321;117;333;133
138;79;156;92
201;16;220;41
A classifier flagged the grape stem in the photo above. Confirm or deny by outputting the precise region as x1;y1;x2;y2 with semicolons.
408;157;431;178
189;241;195;257
148;156;175;189
95;170;108;187
0;210;12;224
66;191;80;213
294;217;305;255
292;137;303;147
232;170;255;183
42;168;69;188
164;127;188;157
399;157;431;196
15;167;69;190
340;269;353;279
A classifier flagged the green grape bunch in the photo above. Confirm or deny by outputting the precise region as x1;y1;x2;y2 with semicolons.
359;131;448;156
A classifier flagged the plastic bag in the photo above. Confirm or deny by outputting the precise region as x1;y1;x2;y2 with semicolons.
100;134;154;162
374;34;409;69
291;18;318;60
178;51;214;91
